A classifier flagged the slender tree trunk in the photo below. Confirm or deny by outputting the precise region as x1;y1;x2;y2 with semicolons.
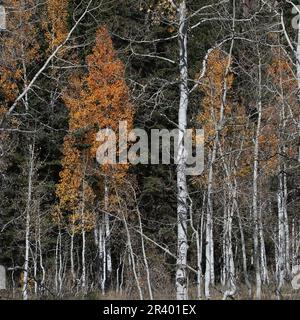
81;227;86;293
137;206;153;299
259;208;268;284
252;52;262;300
237;198;251;295
101;177;111;294
176;0;189;301
33;244;38;295
277;172;286;297
122;211;143;300
283;169;290;278
70;232;75;286
55;232;59;293
296;19;300;162
105;211;112;286
276;93;290;297
205;148;216;299
23;143;35;300
98;219;104;292
189;196;202;300
37;209;45;291
58;227;63;295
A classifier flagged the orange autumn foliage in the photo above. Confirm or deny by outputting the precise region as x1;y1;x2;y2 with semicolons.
43;0;69;48
262;47;299;173
56;26;134;229
0;0;39;138
0;0;39;106
64;26;134;179
195;49;252;184
197;49;234;144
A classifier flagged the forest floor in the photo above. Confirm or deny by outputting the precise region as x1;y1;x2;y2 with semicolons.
1;285;300;300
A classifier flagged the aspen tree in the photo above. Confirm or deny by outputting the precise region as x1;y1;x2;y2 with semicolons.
57;26;134;293
0;0;40;300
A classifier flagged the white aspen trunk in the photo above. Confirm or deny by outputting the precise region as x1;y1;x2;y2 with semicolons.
81;228;86;292
232;163;251;296
198;206;205;299
292;219;296;267
276;169;289;296
275;230;279;284
197;210;204;300
222;6;236;298
120;253;125;295
222;209;236;301
81;218;86;293
37;210;45;290
70;232;75;286
296;21;300;162
276;96;290;296
33;244;38;295
101;177;111;294
283;168;290;278
80;178;87;294
33;208;39;295
252;53;262;300
102;225;106;295
94;217;102;291
137;207;153;299
39;242;45;293
58;227;63;295
221;205;228;288
297;223;300;265
259;210;268;284
98;220;104;292
277;179;285;297
97;177;111;295
205;148;216;299
176;0;189;301
122;212;143;300
218;167;236;298
237;202;251;295
55;233;59;293
227;196;236;296
116;254;123;294
209;187;215;286
189;195;203;300
23;143;34;300
297;223;300;266
222;190;236;300
105;211;112;283
253;178;262;299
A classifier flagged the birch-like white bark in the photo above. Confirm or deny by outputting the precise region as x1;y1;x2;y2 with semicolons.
23;143;34;300
37;210;45;290
296;18;300;162
137;206;153;299
252;50;262;300
122;212;143;300
70;232;75;286
205;148;215;299
259;209;268;284
189;194;202;300
176;0;189;301
58;228;63;295
81;181;87;293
